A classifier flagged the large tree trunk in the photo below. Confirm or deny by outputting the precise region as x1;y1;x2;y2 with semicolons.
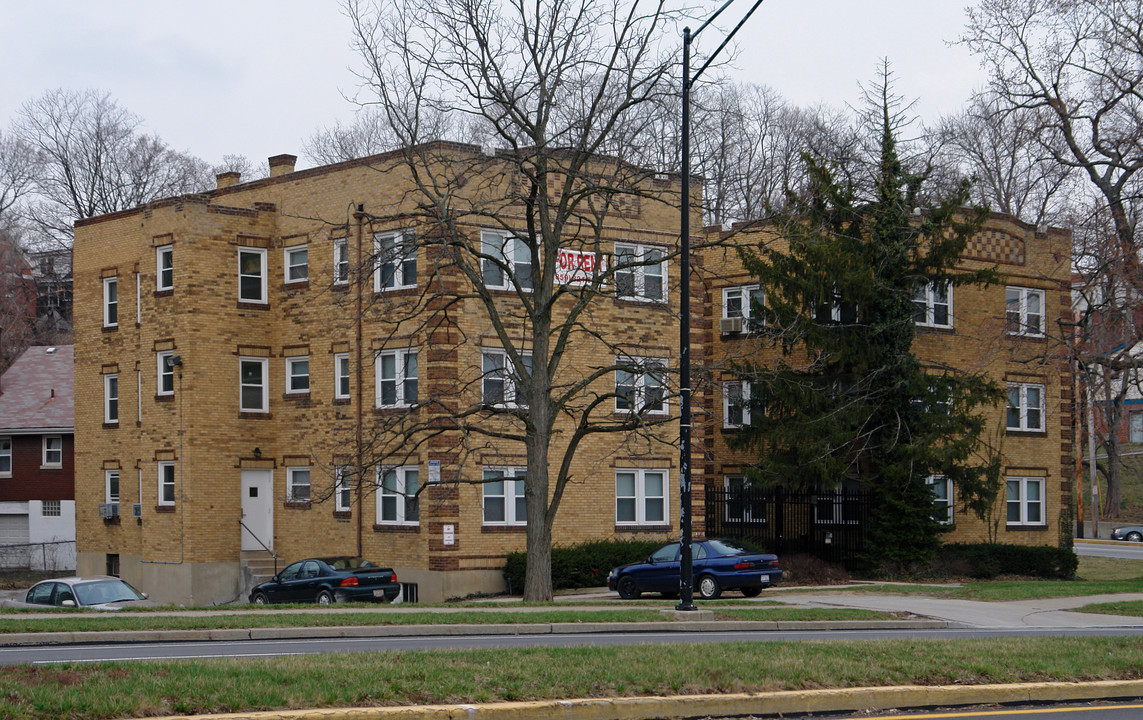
523;426;553;602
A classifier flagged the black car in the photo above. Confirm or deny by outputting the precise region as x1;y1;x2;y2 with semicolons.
249;556;400;605
607;539;781;600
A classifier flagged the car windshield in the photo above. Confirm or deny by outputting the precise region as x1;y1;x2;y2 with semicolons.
327;557;376;570
706;539;753;557
73;579;144;605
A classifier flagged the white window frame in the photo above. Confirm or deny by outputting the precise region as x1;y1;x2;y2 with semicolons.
377;465;420;525
615;242;667;302
482;466;527;526
156;244;173;291
104;373;119;424
239;357;270;413
615;469;668;526
334;353;350;400
158;461;175;507
0;436;10;477
1006;476;1045;526
286;466;311;503
1131;412;1143;444
238;247;268;304
481;229;532;291
284;245;309;283
285;356;310;395
813;482;862;525
42;499;61;517
913;281;952;328
374;230;417;291
927;475;953;525
723;474;766;524
333;238;349;285
615;357;667;415
335;466;352;512
723;380;751;429
1006;382;1045;432
156;351;175;397
375;348;418;408
482;348;532;408
722;285;764;323
103;276;118;328
42;436;62;468
1006;286;1045;337
105;469;120;505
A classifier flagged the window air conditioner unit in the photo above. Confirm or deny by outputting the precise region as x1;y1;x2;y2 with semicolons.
720;317;744;334
132;503;142;518
98;503;119;519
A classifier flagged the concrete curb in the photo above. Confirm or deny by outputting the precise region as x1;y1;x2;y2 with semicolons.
141;680;1143;720
0;619;950;647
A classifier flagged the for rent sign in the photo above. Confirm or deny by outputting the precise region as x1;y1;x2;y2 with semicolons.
555;248;606;286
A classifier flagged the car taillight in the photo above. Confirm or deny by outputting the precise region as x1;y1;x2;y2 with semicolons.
390;573;398;583
339;576;359;587
733;562;750;570
770;560;780;568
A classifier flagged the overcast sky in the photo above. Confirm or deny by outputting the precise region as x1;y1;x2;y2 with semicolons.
1;1;989;172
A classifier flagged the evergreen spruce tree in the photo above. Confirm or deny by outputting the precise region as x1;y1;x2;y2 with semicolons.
731;97;1004;570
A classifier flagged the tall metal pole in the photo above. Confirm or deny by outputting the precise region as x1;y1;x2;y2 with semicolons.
677;25;696;612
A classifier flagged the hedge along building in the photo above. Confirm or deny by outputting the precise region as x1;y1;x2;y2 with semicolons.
699;213;1075;555
72;144;704;605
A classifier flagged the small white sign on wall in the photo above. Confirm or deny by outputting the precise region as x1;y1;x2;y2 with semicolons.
443;524;455;546
428;459;441;484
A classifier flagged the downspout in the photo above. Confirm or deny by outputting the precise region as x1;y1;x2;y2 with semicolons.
354;204;365;558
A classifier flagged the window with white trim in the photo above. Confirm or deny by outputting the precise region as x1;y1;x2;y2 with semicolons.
482;467;526;526
376;348;418;407
724;474;765;523
333;238;349;285
723;380;753;429
156;351;175;397
375;230;417;290
722;285;764;322
42;500;61;517
284;246;308;283
286;467;311;502
104;373;119;424
378;465;420;525
285;357;310;395
481;230;532;290
156;245;173;291
1006;382;1045;432
482;349;532;407
616;469;667;525
1006;286;1045;336
615;243;666;302
1006;476;1044;526
42;436;62;468
238;248;267;303
240;357;269;413
103;276;118;328
927;475;953;525
158;461;175;506
814;291;858;324
335;466;352;512
615;357;667;414
334;353;350;400
913;282;952;328
0;437;10;476
813;481;861;524
105;469;120;504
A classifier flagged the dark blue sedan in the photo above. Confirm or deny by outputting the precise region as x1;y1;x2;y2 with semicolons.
607;539;781;600
249;556;400;605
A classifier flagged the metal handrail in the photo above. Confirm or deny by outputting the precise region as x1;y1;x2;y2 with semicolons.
239;520;279;575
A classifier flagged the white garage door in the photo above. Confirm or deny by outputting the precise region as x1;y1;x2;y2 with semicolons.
0;514;31;568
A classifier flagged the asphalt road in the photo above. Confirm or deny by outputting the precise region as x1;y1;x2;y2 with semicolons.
800;701;1143;719
1075;538;1143;560
8;625;1143;665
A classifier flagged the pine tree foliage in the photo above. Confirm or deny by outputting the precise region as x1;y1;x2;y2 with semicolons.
730;99;1005;568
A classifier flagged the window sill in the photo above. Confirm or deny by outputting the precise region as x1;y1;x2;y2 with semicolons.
102;325;118;333
236;301;270;310
39;466;62;472
154;505;176;513
615;524;671;533
1006;333;1047;342
374;406;419;416
103;422;119;429
374;524;420;533
153;289;173;298
1005;523;1048;531
614;297;669;308
155;394;174;403
332;398;351;405
284;500;311;509
239;412;273;419
374;286;418;296
1004;429;1047;438
481;524;526;533
915;324;955;334
102;516;121;525
333;510;351;519
283;280;310;290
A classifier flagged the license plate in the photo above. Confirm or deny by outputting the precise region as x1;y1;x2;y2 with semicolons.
759;575;770;583
373;589;387;598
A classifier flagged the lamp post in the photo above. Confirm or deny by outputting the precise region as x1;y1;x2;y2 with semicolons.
677;0;767;612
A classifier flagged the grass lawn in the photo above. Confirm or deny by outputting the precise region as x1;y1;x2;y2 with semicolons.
1073;601;1143;617
3;637;1143;720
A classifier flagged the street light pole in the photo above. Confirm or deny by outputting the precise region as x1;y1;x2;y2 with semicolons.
677;0;767;612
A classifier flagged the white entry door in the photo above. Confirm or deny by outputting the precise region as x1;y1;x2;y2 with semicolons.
240;469;274;551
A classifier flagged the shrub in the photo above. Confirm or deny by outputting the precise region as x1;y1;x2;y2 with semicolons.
503;538;665;594
779;553;852;586
935;543;1078;580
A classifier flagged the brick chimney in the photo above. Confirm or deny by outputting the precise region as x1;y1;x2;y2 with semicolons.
268;154;297;178
216;171;241;189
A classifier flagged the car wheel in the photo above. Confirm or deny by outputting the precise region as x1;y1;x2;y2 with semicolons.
697;574;722;600
316;590;335;605
252;592;268;605
616;576;641;600
741;587;762;598
1128;532;1143;542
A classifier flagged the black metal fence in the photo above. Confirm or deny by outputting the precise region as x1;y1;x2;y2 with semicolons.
704;486;872;567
